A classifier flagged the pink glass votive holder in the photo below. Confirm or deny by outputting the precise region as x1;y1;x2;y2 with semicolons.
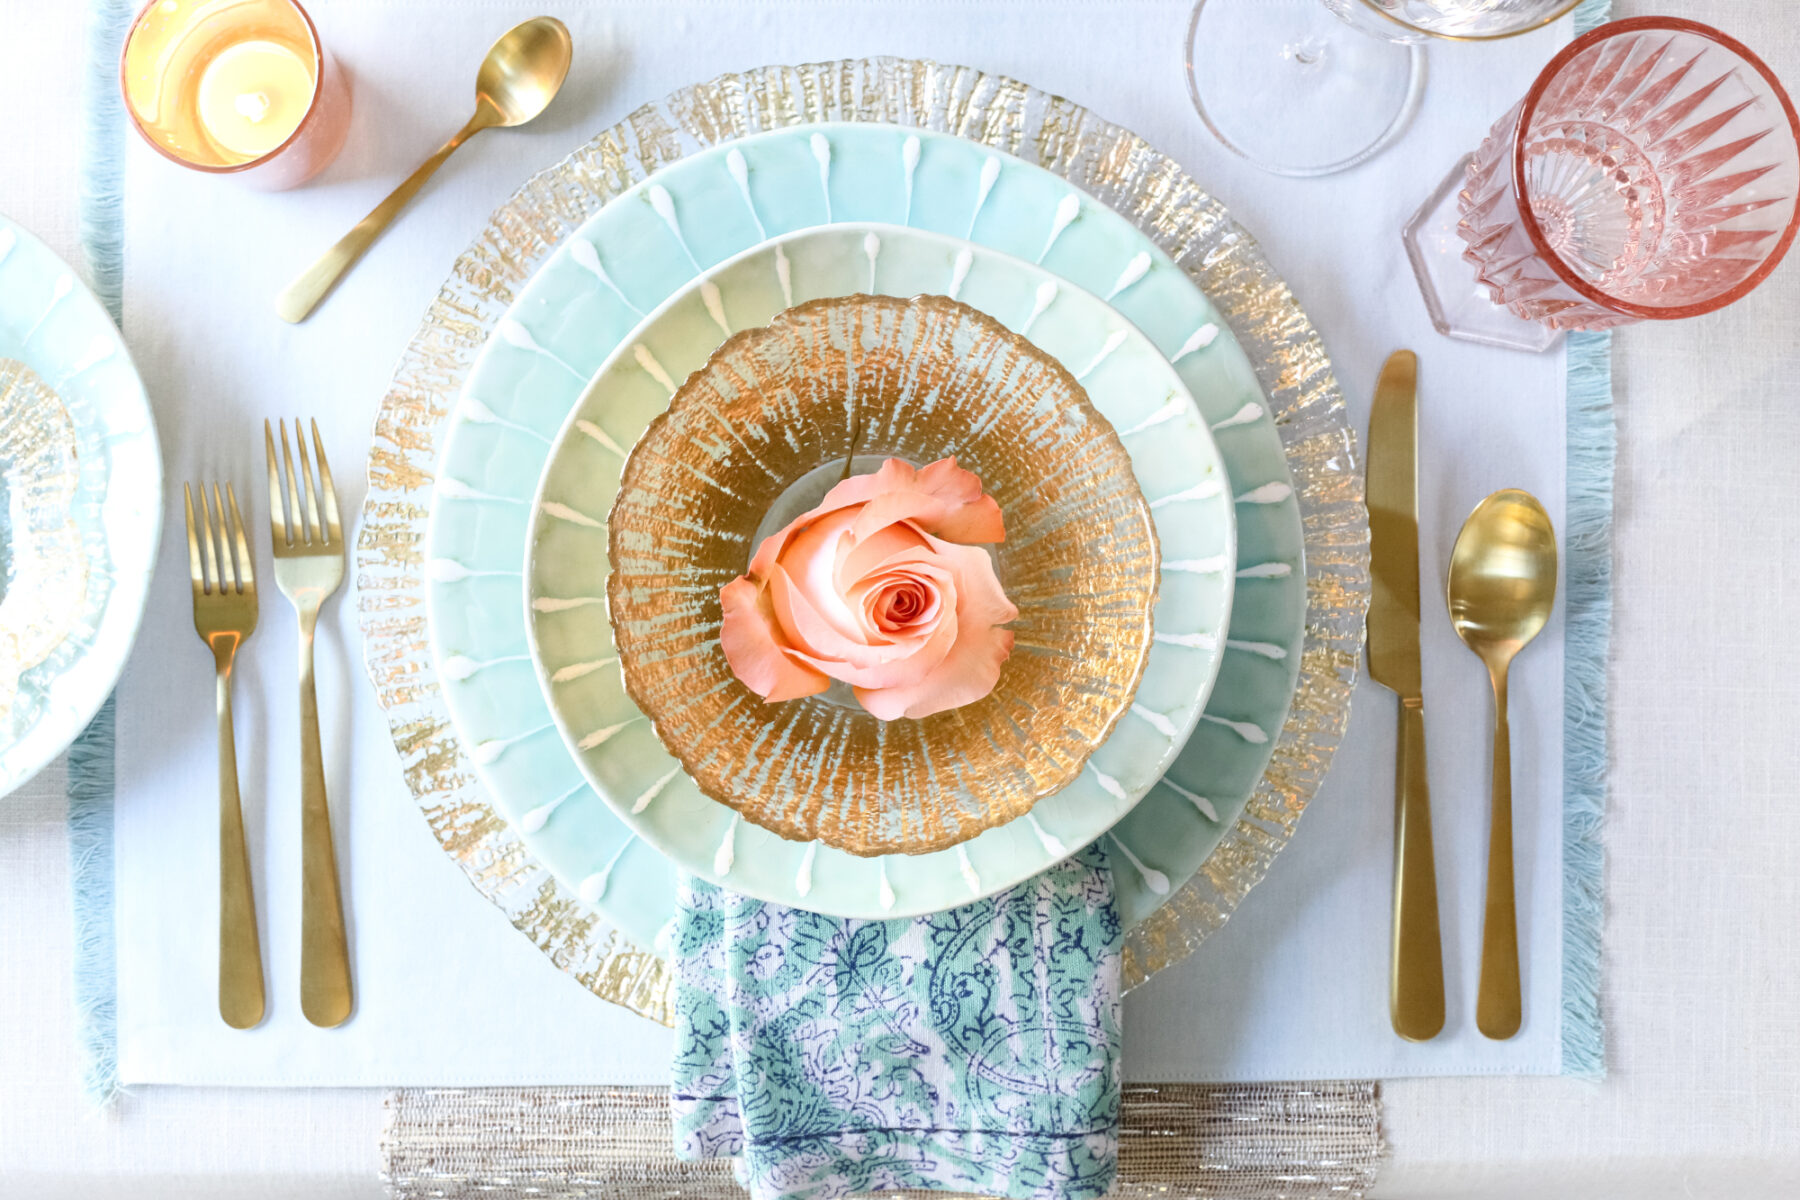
121;0;352;191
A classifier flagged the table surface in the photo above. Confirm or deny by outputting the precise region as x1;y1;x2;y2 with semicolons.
4;1;1799;1197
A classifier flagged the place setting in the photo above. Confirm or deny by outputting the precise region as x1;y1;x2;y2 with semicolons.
365;46;1347;1188
6;0;1799;1196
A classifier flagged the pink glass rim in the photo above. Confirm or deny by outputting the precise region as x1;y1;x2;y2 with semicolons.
119;0;331;175
1510;16;1800;322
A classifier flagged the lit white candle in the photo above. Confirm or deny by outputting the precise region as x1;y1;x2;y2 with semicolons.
196;38;316;159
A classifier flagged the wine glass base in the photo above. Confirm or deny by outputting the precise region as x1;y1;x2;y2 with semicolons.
1403;155;1563;354
1185;0;1424;177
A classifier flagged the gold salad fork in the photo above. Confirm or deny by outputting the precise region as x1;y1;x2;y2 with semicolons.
265;419;353;1027
185;482;266;1030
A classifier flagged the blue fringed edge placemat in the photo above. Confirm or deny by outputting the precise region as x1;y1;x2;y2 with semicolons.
1558;0;1613;1084
69;0;137;1108
1561;327;1612;1081
68;0;1614;1102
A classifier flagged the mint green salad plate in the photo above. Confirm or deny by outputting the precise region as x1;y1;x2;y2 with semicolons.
522;223;1234;920
0;215;160;799
426;123;1303;948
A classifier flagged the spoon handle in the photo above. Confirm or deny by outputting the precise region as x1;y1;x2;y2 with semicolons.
1477;665;1522;1039
276;112;489;323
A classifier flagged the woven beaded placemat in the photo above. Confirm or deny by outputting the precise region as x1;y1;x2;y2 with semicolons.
382;1083;1384;1200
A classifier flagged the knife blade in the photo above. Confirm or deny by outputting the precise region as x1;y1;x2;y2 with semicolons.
1366;349;1445;1043
1368;350;1422;698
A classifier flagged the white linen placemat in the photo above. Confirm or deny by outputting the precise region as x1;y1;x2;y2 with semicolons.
116;0;1573;1085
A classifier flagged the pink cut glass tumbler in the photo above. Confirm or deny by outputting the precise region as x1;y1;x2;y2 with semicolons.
1404;17;1800;352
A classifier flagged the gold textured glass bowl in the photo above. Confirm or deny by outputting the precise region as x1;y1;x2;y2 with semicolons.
605;293;1160;857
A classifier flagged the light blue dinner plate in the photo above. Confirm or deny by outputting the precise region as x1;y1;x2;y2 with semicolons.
0;215;160;799
520;223;1234;919
428;124;1303;946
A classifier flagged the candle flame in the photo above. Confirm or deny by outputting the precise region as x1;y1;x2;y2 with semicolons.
234;91;271;124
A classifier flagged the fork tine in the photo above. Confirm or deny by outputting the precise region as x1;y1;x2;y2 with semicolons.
265;419;290;547
183;483;205;593
212;483;237;592
198;481;221;595
311;420;342;546
279;419;308;545
294;417;323;546
227;483;254;589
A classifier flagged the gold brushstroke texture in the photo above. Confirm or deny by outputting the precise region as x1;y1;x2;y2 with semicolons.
0;359;88;737
355;57;1368;1020
608;295;1158;857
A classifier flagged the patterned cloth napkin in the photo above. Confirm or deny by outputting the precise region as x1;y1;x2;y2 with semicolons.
671;843;1122;1200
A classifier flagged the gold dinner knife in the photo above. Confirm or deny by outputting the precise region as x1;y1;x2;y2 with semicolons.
1366;349;1445;1042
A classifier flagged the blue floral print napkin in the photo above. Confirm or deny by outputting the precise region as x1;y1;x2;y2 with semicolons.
671;842;1123;1200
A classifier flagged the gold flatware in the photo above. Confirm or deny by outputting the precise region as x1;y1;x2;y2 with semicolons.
184;481;265;1030
265;419;353;1027
1366;349;1445;1043
1447;489;1557;1041
274;16;574;323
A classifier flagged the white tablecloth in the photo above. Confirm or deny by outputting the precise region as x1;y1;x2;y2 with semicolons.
4;0;1800;1195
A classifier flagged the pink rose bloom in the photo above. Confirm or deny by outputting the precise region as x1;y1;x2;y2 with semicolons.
719;457;1018;721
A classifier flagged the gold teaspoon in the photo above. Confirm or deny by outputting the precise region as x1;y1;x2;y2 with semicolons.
1446;489;1557;1040
275;17;573;323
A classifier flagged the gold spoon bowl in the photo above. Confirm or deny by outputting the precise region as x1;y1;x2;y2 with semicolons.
1446;488;1558;1040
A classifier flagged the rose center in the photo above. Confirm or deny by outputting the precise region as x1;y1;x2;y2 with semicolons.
872;578;937;632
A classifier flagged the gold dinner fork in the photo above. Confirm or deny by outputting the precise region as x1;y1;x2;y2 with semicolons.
185;482;266;1030
265;419;353;1027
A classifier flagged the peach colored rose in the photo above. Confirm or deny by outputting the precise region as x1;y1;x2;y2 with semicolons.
719;457;1018;720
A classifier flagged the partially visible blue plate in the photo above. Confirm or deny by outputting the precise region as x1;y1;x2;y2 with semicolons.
0;215;160;798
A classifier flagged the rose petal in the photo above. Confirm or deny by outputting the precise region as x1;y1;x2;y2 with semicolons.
768;563;900;663
848;486;1005;546
840;601;959;692
911;457;1008;541
835;520;930;601
818;457;1006;545
811;457;921;511
857;625;1014;720
765;508;865;640
719;576;831;703
745;510;804;581
915;534;1019;628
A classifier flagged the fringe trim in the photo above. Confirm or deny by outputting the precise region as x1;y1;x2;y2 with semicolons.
1558;329;1612;1081
70;0;137;1108
1573;0;1611;36
79;0;134;316
69;699;120;1106
1557;0;1614;1084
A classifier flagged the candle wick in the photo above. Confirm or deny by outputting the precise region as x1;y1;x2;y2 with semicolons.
235;91;271;124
